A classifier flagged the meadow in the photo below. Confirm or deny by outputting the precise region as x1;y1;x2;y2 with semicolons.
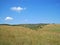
0;24;60;45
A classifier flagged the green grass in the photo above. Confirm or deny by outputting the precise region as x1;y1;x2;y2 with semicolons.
0;24;60;45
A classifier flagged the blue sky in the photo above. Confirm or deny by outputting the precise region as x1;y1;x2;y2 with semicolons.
0;0;60;24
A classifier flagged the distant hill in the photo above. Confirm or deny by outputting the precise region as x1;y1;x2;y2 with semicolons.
0;24;48;30
0;24;10;26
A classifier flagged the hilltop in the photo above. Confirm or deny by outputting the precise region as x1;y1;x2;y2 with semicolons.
0;24;48;30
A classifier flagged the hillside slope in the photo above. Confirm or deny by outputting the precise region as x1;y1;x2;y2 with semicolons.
0;24;60;45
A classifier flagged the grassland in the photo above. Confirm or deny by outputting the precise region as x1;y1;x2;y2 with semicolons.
0;24;60;45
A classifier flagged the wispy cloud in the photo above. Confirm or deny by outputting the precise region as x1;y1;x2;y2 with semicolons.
5;17;13;21
10;6;26;12
0;17;1;19
24;19;28;22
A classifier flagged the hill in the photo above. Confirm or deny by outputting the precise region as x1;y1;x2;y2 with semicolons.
11;24;48;30
0;24;60;45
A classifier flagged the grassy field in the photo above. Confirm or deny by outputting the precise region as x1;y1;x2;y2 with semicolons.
0;24;60;45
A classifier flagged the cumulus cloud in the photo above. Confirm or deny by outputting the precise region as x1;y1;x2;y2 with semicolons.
10;6;25;12
5;17;13;21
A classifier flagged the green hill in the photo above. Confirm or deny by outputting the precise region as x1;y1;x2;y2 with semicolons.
0;24;60;45
0;24;48;30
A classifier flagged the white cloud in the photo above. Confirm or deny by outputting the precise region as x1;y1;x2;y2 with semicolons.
5;17;13;21
11;6;25;12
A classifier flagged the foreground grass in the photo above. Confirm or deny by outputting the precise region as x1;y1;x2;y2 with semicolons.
0;24;60;45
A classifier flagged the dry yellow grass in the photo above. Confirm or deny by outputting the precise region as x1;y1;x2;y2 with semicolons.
0;24;60;45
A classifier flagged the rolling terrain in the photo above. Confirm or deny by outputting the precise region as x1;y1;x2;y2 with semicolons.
0;24;60;45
